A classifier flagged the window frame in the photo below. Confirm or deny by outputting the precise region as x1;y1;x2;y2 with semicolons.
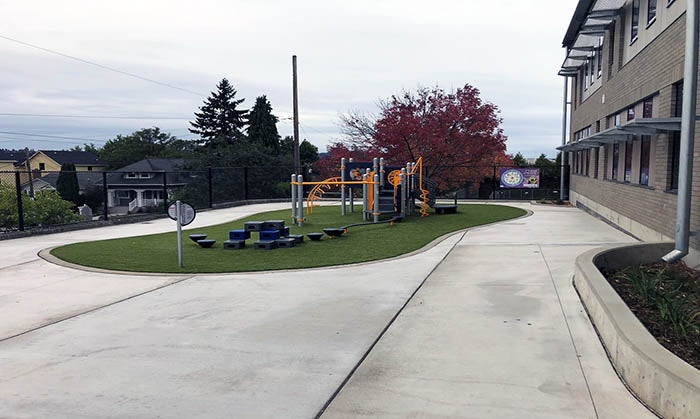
612;143;620;180
673;81;684;118
639;136;651;185
647;0;657;26
669;132;681;191
631;0;640;43
643;97;653;118
624;140;634;182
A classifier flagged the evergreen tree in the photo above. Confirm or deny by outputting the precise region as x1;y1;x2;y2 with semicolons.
247;95;280;152
512;152;528;167
189;78;248;146
280;137;319;165
56;163;80;206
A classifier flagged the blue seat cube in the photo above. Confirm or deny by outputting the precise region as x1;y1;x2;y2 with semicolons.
223;240;246;250
244;221;265;232
229;229;250;241
280;226;290;237
254;240;278;250
263;220;285;230
275;238;295;248
259;230;281;241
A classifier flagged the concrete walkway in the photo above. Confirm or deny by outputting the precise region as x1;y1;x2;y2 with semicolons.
0;202;656;418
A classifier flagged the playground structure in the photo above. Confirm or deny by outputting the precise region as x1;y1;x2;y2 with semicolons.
290;157;451;227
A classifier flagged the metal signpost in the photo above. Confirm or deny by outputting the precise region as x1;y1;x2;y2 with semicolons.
167;200;196;268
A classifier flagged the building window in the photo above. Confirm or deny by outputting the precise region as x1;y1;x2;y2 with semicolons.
126;172;137;179
614;113;622;126
584;59;590;91
627;106;636;121
673;81;684;117
612;143;620;180
590;52;596;85
640;136;650;185
597;36;603;78
624;140;634;182
647;0;657;25
38;163;45;171
87;166;93;171
669;132;680;190
596;120;601;132
584;149;590;176
643;97;653;118
593;148;599;178
607;25;616;77
631;0;640;42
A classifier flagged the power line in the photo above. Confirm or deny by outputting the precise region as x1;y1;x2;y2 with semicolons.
0;130;102;142
0;112;192;120
0;33;205;97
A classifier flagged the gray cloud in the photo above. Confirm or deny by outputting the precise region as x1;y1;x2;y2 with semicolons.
0;0;578;158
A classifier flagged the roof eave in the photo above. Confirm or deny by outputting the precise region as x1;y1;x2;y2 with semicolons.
563;0;596;48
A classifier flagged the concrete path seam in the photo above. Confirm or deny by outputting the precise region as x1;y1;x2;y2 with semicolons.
538;244;600;419
0;275;197;345
314;228;471;419
571;281;662;418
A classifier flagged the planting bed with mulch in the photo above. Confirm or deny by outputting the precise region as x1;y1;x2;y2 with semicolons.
601;261;700;370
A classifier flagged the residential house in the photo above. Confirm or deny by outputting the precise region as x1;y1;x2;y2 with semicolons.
558;1;697;263
26;150;105;173
0;150;24;186
106;158;187;213
22;171;105;195
0;150;23;172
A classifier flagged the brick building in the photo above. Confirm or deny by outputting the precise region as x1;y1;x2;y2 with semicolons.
559;0;700;264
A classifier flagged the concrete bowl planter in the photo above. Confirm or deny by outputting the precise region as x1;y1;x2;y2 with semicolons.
574;242;700;418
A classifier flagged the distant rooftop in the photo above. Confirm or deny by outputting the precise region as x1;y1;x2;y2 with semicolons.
37;150;104;166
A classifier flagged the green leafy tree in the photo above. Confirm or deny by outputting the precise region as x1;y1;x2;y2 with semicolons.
0;186;80;228
279;137;319;165
78;185;105;215
189;78;248;147
69;143;99;154
99;127;193;169
56;163;80;205
512;152;528;167
25;190;81;226
247;95;280;152
0;185;20;228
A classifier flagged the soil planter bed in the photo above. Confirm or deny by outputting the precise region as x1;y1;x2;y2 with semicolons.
574;242;700;419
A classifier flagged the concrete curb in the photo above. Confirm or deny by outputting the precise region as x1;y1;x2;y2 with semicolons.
573;242;700;419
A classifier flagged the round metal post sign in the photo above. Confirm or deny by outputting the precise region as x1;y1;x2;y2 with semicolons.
167;201;196;226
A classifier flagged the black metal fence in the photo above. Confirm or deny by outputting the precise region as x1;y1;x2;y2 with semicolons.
0;164;569;235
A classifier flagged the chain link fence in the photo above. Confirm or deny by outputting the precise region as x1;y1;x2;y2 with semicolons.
0;163;569;236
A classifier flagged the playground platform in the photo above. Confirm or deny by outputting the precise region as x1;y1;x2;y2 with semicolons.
0;202;657;418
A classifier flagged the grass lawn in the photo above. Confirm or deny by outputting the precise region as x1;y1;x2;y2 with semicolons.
50;204;526;273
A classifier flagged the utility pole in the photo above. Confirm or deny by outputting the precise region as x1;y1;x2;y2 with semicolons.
292;55;301;175
24;147;34;198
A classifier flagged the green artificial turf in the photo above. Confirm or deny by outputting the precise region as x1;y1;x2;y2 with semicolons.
50;204;526;273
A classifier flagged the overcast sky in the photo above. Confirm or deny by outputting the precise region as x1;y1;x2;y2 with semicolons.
0;0;578;158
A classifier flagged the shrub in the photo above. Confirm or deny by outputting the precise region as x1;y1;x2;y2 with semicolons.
25;190;81;226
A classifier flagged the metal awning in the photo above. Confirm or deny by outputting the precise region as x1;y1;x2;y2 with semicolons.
560;0;627;76
620;117;683;134
557;117;685;151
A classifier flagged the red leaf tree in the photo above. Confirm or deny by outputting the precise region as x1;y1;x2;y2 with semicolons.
321;84;511;191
